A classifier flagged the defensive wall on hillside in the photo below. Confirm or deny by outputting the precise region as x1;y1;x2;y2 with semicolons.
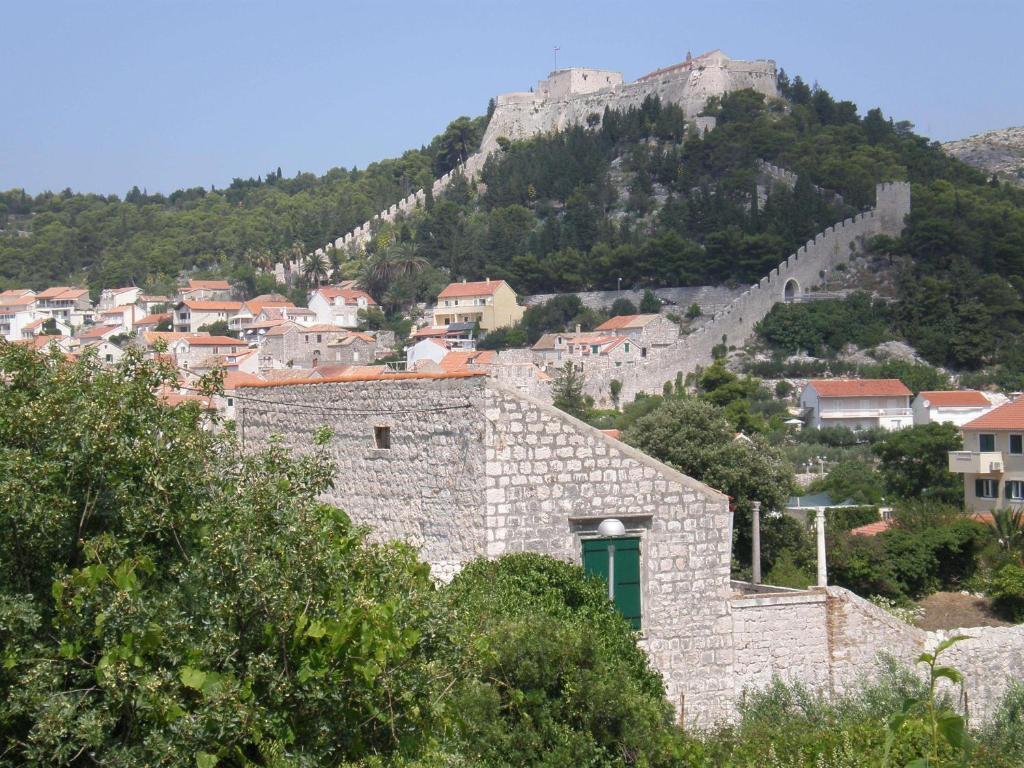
522;285;744;314
274;50;778;282
580;180;912;404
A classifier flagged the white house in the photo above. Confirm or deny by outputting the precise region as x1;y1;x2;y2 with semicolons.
34;287;93;328
912;390;1003;427
179;279;233;302
308;285;377;329
98;286;142;312
799;379;913;431
0;289;38;340
174;300;243;333
949;398;1024;512
228;295;294;334
406;338;450;370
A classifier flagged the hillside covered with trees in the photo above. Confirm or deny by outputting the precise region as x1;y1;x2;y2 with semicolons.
5;71;1024;381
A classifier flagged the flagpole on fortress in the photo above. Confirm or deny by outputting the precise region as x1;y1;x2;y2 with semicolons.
553;45;560;71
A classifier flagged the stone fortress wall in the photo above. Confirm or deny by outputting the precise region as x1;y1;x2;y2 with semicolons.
275;50;778;282
580;180;912;404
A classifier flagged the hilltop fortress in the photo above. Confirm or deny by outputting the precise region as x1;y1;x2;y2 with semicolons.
279;50;778;277
477;50;777;161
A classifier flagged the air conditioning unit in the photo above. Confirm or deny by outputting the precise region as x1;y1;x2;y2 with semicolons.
990;461;1004;472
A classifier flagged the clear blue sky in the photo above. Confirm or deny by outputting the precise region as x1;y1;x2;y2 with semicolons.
4;0;1022;196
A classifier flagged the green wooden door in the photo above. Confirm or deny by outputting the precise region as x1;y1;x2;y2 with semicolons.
582;537;642;630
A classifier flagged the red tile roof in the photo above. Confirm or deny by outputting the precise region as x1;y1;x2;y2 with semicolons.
962;398;1024;430
186;279;231;290
180;300;243;311
438;279;509;299
851;513;994;537
808;379;912;398
438;350;497;372
36;286;88;300
601;429;622;440
222;372;264;389
596;314;660;331
175;335;245;347
918;390;991;407
136;312;171;327
77;324;120;340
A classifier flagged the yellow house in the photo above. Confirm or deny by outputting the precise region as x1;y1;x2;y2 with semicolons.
432;279;525;332
948;398;1024;511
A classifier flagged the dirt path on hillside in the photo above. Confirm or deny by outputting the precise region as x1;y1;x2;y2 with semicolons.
915;591;1013;631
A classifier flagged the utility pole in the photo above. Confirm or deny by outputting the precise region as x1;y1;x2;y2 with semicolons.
751;501;762;585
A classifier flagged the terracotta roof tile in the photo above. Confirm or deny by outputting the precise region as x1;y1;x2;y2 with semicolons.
175;335;245;347
963;399;1024;430
438;280;509;299
186;279;231;290
918;390;991;407
808;379;912;398
180;300;243;311
596;314;659;331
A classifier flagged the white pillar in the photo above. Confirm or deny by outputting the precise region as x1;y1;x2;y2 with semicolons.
751;501;762;584
816;507;828;588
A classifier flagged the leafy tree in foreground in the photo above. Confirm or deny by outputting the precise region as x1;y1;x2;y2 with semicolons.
873;422;963;506
0;341;441;765
433;554;702;767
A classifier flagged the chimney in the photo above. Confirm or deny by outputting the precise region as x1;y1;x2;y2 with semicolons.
575;324;581;334
485;277;490;284
461;278;467;283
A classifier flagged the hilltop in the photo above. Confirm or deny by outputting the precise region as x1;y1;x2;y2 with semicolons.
943;126;1024;184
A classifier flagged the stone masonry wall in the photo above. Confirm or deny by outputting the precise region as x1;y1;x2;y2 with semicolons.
582;182;912;404
928;625;1024;725
732;591;831;697
482;385;736;725
236;376;488;579
825;586;927;697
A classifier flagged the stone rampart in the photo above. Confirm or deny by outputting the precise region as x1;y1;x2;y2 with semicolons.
522;285;744;314
280;51;777;281
580;181;911;404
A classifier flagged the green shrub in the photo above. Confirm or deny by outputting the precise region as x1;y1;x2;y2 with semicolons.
988;562;1024;621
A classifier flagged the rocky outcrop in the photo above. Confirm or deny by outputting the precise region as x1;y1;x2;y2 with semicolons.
943;126;1024;184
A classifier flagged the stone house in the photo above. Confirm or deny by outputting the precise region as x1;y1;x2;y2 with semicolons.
173;300;243;333
433;279;525;332
237;372;736;722
308;285;377;329
236;372;1024;727
912;390;1001;426
594;314;679;357
259;322;351;369
168;335;248;370
532;331;643;372
949;397;1024;512
327;331;377;366
799;379;913;431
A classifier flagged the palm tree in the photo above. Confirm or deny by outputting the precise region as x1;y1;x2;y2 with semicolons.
302;251;329;287
991;507;1024;555
359;242;429;312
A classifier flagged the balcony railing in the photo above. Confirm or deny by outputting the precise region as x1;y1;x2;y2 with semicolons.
820;408;912;419
948;451;1004;474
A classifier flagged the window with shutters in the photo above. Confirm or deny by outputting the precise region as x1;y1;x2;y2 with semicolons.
1011;435;1023;455
581;537;641;630
976;478;998;499
1006;480;1024;501
979;433;996;452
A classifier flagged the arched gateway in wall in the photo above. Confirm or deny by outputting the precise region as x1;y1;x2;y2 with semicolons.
783;278;801;302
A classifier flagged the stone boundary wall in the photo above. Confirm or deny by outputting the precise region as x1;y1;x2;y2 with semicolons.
732;590;831;697
581;181;911;404
927;625;1024;725
824;586;926;696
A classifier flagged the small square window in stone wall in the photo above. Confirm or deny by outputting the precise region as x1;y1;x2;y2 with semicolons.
374;426;391;449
